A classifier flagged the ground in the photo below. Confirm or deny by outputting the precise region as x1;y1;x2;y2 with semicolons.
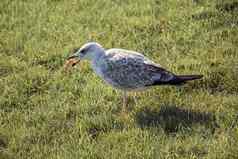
0;0;238;158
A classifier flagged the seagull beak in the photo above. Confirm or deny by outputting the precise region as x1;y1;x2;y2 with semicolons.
64;54;80;70
67;54;79;60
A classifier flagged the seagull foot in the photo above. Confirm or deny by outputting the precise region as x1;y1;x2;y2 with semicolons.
118;109;130;121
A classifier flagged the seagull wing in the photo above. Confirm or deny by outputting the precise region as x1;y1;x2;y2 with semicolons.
102;49;203;90
103;49;177;88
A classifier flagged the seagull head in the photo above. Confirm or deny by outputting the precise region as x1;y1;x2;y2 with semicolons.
67;42;105;67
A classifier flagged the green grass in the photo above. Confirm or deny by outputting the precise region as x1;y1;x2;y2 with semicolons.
1;0;238;158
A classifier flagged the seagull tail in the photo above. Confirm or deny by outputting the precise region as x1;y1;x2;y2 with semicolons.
171;74;203;85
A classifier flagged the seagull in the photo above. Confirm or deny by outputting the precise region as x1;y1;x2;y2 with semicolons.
65;42;203;111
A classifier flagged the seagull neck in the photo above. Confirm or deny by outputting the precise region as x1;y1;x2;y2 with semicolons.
92;49;106;62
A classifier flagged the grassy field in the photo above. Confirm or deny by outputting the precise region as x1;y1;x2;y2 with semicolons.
1;0;238;158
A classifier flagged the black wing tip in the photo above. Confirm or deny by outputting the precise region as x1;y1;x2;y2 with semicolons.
178;74;203;80
193;74;203;79
150;74;204;86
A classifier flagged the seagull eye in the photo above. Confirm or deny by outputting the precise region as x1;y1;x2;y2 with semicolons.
80;49;87;54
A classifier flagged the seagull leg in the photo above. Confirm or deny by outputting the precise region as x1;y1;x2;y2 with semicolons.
122;91;128;112
133;92;138;106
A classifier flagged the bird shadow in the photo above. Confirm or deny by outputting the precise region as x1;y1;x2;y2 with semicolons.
135;105;219;134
